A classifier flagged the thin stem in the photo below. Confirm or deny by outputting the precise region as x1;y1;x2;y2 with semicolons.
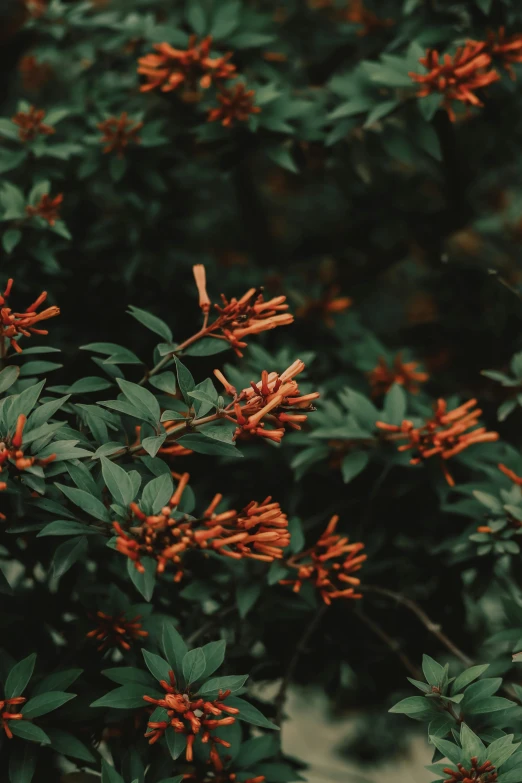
355;608;421;679
138;325;211;386
360;585;472;666
274;603;327;726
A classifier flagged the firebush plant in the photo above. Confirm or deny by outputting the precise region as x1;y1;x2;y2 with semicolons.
5;0;522;782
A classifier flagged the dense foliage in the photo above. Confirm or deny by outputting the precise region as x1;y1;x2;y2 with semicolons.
4;0;522;782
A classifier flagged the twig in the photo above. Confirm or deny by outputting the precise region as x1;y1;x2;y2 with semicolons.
274;604;327;726
355;608;421;679
360;585;472;666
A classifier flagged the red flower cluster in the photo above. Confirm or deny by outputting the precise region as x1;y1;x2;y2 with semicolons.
376;399;499;486
295;285;352;327
368;354;428;397
0;414;56;500
443;757;497;783
486;27;522;79
25;193;63;226
193;265;294;356
207;84;261;127
1;696;26;739
11;106;55;142
18;56;52;92
215;359;320;443
409;41;499;122
138;36;235;95
113;472;290;579
97;113;143;157
143;670;239;762
0;279;60;353
86;611;148;652
280;515;366;604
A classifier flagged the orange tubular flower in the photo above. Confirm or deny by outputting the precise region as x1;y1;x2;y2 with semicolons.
0;279;60;353
86;611;148;652
11;106;55;142
368;354;429;397
97;112;143;157
409;41;500;121
207;84;261;127
0;696;26;739
191;266;294;356
25;193;63;226
342;0;394;36
486;27;522;79
112;473;290;578
0;413;56;492
295;286;352;327
215;360;319;442
137;36;236;95
281;515;366;604
498;463;522;485
143;669;239;760
376;399;499;486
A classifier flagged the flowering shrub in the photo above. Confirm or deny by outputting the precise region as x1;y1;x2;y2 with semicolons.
5;0;522;782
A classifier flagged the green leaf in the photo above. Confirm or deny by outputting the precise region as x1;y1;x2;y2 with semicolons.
68;376;113;393
183;338;230;357
37;520;100;537
451;664;489;695
226;696;279;730
177;433;241;458
127;556;156;602
166;730;187;760
428;714;456;738
140;473;173;515
234;734;280;768
90;684;151;709
142;650;172;683
422;655;445;687
389;696;433;715
465;696;517;714
22;691;75;719
174;357;195;403
3;228;21;254
429;736;462;765
10;721;50;745
8;741;37;783
162;623;188;681
462;678;502;710
341;452;369;483
199;675;248;697
5;654;37;699
117;378;160;424
127;305;173;342
32;669;82;696
142;434;167;457
200;640;226;679
46;728;95;762
460;724;486;762
487;735;519;768
186;2;207;34
50;536;88;579
55;484;111;522
182;648;206;685
101;457;135;506
0;365;20;393
102;760;125;783
110;155;126;182
383;383;407;425
102;667;156;688
236;582;262;618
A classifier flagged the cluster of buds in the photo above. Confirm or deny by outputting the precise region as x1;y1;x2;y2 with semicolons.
376;399;499;486
186;745;265;783
86;611;148;652
295;285;352;327
25;193;63;226
215;359;320;443
143;670;239;761
113;472;290;579
11;106;54;142
309;0;394;37
192;264;294;356
0;414;56;500
280;515;366;604
97;112;143;157
0;279;60;353
207;83;261;127
409;41;499;121
443;757;497;783
368;354;428;397
0;696;26;739
138;36;235;96
484;27;522;79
